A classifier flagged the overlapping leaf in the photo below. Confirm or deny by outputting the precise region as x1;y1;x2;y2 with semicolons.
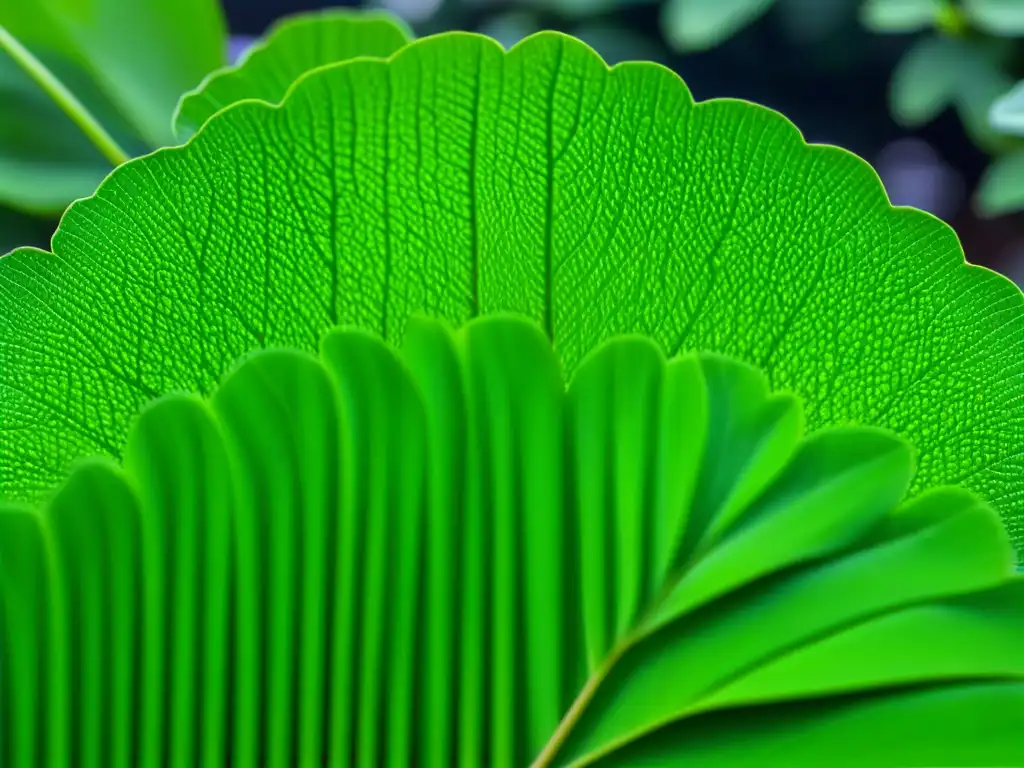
1;31;1022;547
173;9;413;139
1;315;1021;767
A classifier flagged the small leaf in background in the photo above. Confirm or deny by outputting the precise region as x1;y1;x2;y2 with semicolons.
990;79;1024;136
0;0;227;149
950;39;1015;151
963;0;1024;36
955;64;1016;151
975;150;1024;217
860;0;940;33
173;10;413;140
0;48;146;214
888;36;965;126
661;0;777;51
888;33;1012;147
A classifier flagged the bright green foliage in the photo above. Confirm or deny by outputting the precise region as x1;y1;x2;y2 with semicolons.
0;45;143;213
888;34;1013;148
976;148;1024;216
0;0;226;148
1;31;1023;545
860;0;941;33
2;314;1022;767
661;0;776;51
0;0;225;215
173;9;413;140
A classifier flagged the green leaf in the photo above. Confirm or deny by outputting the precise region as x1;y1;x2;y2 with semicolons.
173;9;413;140
888;34;1013;147
989;79;1024;135
2;31;1024;550
859;0;940;33
951;44;1016;151
975;150;1024;217
0;0;227;148
661;0;777;51
888;35;965;125
963;0;1024;35
2;314;1023;765
0;48;137;214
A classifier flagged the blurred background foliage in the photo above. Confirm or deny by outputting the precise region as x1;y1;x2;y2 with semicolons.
4;0;1024;283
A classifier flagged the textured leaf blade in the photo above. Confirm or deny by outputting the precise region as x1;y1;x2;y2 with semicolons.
1;33;1023;546
173;9;413;139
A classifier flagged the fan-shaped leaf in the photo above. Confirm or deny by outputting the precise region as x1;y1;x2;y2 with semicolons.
173;9;413;139
2;315;1022;766
2;31;1022;548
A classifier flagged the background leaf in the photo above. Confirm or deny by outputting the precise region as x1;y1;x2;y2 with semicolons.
989;79;1024;136
975;149;1024;217
963;0;1024;36
661;0;776;51
0;0;227;148
173;9;413;140
0;47;144;214
1;32;1023;548
889;36;966;126
859;0;940;33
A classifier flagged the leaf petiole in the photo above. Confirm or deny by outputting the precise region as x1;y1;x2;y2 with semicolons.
0;23;130;167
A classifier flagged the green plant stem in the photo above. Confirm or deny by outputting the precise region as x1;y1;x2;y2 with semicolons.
0;23;129;167
531;643;628;768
